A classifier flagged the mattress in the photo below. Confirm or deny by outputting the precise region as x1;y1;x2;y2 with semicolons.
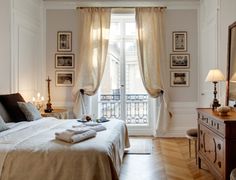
0;118;130;180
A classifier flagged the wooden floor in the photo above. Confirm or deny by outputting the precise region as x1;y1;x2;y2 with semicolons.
120;138;215;180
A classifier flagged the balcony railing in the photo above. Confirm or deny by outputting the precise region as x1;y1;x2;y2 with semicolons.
99;94;148;125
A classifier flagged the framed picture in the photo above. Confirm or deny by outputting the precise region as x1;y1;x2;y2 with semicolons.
170;54;190;69
57;31;72;52
170;71;189;87
55;54;75;69
55;71;74;87
172;31;187;52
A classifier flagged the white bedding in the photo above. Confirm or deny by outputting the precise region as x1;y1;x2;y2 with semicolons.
0;118;130;180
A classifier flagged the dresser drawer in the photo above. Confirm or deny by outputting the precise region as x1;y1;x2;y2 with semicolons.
199;124;225;175
198;113;225;136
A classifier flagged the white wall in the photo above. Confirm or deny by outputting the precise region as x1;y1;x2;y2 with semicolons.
11;0;43;101
199;0;236;107
166;9;198;102
46;10;78;109
0;0;11;93
0;0;43;101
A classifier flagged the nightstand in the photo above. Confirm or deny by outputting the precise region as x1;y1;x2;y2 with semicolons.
41;108;69;119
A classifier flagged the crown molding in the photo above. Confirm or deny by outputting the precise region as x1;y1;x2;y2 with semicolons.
43;0;199;10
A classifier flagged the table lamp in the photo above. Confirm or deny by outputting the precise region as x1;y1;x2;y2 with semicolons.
205;69;225;110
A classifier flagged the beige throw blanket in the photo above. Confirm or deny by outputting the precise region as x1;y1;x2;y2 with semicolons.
0;118;130;180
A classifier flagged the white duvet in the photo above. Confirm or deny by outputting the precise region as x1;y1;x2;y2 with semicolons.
0;118;130;180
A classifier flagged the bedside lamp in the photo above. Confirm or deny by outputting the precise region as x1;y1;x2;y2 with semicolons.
205;69;225;110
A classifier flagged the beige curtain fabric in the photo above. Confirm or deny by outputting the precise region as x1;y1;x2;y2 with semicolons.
72;8;111;118
135;7;171;136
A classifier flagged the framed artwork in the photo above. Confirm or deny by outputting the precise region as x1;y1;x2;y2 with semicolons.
170;71;189;87
172;31;187;52
57;31;72;52
55;71;74;87
55;54;74;69
170;54;190;69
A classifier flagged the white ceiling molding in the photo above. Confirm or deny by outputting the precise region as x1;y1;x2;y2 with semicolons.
43;0;200;10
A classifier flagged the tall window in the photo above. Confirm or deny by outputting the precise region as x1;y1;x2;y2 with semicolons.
98;13;148;125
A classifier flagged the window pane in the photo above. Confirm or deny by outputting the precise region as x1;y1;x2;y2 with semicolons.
110;22;121;36
125;22;136;36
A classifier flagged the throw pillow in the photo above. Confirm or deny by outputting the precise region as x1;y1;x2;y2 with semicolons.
17;102;42;121
0;93;26;122
0;116;9;132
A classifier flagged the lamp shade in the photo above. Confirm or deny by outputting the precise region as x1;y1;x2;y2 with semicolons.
205;69;225;82
230;72;236;82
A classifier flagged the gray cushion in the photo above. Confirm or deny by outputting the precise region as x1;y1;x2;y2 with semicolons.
17;102;42;121
0;116;9;132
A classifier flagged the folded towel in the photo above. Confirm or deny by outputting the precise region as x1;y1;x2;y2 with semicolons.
56;130;96;143
67;126;90;134
84;122;100;126
90;125;106;132
72;124;106;132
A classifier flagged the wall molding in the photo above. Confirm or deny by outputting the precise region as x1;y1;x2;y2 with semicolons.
43;0;199;10
162;101;198;137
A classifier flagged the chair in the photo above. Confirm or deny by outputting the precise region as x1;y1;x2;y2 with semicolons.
186;128;198;164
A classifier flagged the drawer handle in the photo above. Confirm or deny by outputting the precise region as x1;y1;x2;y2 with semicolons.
217;144;221;150
218;161;221;168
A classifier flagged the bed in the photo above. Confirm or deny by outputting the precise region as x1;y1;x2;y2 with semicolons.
0;93;130;180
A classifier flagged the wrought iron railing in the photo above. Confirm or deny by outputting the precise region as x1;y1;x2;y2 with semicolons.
99;94;148;125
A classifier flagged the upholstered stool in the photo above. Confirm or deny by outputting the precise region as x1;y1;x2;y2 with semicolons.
186;128;198;164
231;168;236;180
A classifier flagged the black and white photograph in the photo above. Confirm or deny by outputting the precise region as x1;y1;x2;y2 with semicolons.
170;54;190;69
56;71;74;86
172;31;187;52
170;71;189;87
55;54;74;69
57;31;72;52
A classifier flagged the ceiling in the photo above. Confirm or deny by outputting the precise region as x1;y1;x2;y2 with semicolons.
44;0;199;1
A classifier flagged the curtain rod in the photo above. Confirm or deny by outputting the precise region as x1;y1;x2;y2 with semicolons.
76;6;167;9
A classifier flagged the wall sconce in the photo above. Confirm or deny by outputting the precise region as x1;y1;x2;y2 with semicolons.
205;69;225;110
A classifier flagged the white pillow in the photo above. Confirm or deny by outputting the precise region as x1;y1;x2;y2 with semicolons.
17;102;42;121
0;116;10;132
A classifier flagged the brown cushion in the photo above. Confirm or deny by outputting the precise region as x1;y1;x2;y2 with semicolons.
0;93;26;122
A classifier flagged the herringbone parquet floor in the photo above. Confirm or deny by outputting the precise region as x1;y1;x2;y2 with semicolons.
120;138;215;180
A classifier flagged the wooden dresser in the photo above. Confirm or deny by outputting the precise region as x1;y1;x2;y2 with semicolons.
197;108;236;180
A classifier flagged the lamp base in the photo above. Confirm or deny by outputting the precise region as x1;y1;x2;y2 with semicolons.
212;98;221;110
44;103;53;113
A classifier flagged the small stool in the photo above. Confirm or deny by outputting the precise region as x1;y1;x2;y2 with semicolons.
230;168;236;180
186;128;198;164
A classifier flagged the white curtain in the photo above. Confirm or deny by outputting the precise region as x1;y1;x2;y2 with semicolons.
135;7;171;136
72;8;111;118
